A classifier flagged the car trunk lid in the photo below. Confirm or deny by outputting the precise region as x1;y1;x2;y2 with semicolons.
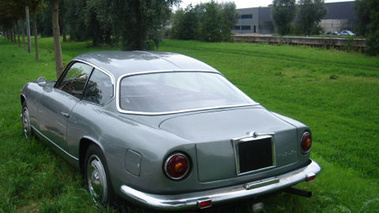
159;106;300;182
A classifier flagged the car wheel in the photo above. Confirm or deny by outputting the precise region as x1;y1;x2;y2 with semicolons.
85;144;114;205
21;102;33;139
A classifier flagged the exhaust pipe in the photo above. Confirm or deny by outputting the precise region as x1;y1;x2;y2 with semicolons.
284;187;312;198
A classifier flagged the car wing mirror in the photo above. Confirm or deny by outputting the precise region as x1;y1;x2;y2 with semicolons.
37;77;47;87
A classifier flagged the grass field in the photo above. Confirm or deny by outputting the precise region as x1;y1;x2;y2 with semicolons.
0;36;378;212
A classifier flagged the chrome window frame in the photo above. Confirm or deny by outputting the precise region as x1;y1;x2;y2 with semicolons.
65;59;116;106
116;70;258;115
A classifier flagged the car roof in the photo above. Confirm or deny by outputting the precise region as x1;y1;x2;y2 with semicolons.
73;51;218;78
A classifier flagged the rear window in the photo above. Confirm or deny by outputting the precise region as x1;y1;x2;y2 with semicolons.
119;72;254;113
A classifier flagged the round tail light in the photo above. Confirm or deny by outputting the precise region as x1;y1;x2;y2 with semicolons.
164;153;190;180
301;132;312;153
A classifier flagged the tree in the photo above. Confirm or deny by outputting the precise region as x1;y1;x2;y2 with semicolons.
271;0;296;35
219;2;239;41
171;5;199;40
354;0;370;36
64;0;89;41
171;1;237;42
28;0;46;61
171;8;186;39
297;0;327;35
36;2;53;37
84;2;106;46
51;0;63;78
85;0;113;46
110;0;179;50
0;0;25;43
354;0;379;56
198;1;222;42
196;1;238;42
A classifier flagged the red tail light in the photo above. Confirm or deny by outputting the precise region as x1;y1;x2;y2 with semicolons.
164;153;190;180
301;132;312;153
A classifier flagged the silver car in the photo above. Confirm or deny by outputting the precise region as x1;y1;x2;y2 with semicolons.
20;51;321;211
340;30;355;36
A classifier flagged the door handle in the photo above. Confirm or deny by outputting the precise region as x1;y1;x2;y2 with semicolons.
61;112;70;118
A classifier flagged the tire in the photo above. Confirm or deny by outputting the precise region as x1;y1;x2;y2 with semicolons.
21;102;34;139
85;144;114;205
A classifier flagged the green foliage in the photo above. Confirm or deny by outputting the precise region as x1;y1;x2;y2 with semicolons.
64;0;89;42
297;0;327;35
364;0;379;56
366;26;379;56
0;0;27;30
109;0;179;50
171;1;238;42
171;5;200;40
171;8;186;39
354;0;379;56
354;0;371;36
219;2;238;42
198;1;222;42
272;0;296;35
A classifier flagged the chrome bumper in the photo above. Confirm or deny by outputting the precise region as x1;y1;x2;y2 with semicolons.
120;159;321;211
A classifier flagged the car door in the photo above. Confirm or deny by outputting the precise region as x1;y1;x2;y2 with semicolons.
38;62;93;151
66;68;114;154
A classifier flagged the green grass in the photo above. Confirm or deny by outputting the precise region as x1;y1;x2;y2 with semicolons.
0;37;378;212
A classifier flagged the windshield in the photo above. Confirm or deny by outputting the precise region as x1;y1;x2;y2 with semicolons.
119;72;255;114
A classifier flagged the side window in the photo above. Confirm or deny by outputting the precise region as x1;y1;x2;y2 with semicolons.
57;62;93;98
83;69;113;105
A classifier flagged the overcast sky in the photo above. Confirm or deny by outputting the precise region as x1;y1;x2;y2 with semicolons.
175;0;354;9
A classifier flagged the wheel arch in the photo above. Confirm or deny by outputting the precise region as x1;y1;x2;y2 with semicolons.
79;137;104;174
20;94;26;106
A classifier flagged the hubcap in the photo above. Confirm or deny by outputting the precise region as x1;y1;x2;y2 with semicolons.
87;155;107;204
22;107;31;139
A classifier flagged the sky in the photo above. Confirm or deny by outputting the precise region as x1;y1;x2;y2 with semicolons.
176;0;354;9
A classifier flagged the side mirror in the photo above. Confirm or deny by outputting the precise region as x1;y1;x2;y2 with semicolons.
37;77;47;87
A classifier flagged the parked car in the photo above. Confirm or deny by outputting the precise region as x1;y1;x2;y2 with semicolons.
326;31;340;36
340;30;355;36
20;51;321;211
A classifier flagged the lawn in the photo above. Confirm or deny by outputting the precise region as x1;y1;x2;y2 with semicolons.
0;36;378;212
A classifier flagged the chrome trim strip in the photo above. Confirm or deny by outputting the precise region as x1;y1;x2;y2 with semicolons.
120;159;321;211
243;177;279;190
32;126;79;161
116;70;258;115
118;104;258;116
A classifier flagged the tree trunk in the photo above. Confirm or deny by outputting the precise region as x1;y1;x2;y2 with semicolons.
60;0;66;42
52;0;64;79
11;25;15;43
136;0;143;49
61;15;66;42
17;22;21;48
21;19;26;51
33;13;39;61
25;6;31;53
105;28;111;46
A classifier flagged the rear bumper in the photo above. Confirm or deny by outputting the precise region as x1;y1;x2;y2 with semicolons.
120;159;321;211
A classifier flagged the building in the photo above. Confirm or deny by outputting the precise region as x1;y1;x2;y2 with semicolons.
233;7;273;34
233;1;357;35
320;1;356;33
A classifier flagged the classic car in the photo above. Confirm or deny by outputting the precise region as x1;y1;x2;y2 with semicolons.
20;51;321;211
340;30;355;36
